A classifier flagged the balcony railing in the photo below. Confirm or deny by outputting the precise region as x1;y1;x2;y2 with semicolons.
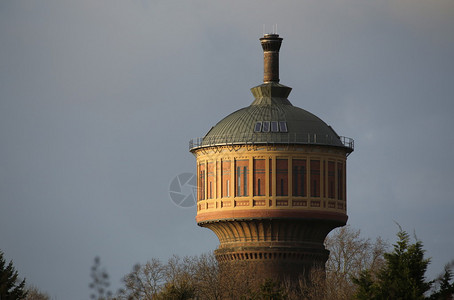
189;133;354;152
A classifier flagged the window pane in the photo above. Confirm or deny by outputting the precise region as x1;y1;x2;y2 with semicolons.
235;160;249;197
279;121;288;132
338;162;344;200
254;159;265;196
269;159;273;196
254;122;262;132
262;121;270;132
243;166;248;196
328;161;335;199
236;167;241;197
292;159;306;197
271;121;279;132
276;159;288;196
198;164;205;201
221;160;231;198
208;162;214;199
310;160;320;197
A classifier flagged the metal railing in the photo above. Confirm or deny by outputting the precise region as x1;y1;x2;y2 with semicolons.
189;133;354;151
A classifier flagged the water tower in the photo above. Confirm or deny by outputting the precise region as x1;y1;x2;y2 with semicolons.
189;34;353;280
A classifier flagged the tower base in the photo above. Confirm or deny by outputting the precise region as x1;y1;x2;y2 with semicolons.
215;245;329;282
200;218;345;283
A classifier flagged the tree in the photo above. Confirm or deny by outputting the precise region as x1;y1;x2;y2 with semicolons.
281;267;326;300
115;227;388;300
110;226;454;299
353;228;432;300
248;279;288;300
0;250;28;299
192;253;222;300
118;255;198;300
351;269;377;299
117;253;257;300
24;286;50;300
118;258;166;299
324;225;387;299
157;255;196;300
154;281;195;300
89;256;113;300
428;261;454;300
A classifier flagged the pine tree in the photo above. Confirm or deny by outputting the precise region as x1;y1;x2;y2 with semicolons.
0;251;27;299
352;270;377;299
353;229;431;300
429;264;454;300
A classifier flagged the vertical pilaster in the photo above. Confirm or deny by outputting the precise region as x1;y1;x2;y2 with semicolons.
265;158;270;205
249;156;253;200
271;156;276;200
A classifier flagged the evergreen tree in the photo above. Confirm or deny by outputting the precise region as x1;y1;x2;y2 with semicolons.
353;229;431;300
0;250;27;299
352;270;377;300
248;279;288;300
428;264;454;300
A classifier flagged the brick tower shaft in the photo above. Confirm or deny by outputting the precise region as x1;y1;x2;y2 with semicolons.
261;34;283;83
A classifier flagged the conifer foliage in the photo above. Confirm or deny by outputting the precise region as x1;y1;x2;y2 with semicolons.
0;251;27;299
429;262;454;300
353;229;432;300
87;226;452;300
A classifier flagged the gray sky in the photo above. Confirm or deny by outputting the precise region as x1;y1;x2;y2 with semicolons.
1;0;453;298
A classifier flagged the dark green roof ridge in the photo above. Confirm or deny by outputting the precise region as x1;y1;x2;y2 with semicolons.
250;82;292;103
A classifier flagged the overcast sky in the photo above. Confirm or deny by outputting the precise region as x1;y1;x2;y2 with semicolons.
1;0;453;298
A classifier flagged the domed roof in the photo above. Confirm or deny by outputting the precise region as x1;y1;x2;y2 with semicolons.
189;83;353;151
189;34;353;152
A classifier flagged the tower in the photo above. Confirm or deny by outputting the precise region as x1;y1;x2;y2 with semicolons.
189;34;353;281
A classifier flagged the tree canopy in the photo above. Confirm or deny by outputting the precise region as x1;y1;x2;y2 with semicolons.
87;226;453;300
353;228;432;300
0;250;27;299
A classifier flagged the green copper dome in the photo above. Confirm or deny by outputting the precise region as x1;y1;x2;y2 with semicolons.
189;83;353;152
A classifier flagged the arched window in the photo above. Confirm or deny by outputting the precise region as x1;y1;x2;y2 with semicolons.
221;160;231;198
235;160;249;197
276;159;288;196
253;159;265;196
310;160;320;197
199;169;205;200
338;162;344;200
292;159;306;197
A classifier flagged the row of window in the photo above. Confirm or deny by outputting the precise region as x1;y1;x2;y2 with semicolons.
254;121;288;133
198;159;345;201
